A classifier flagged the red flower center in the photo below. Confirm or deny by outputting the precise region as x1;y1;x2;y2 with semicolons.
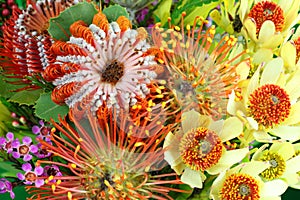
248;84;291;128
248;1;285;34
179;127;223;171
221;173;260;200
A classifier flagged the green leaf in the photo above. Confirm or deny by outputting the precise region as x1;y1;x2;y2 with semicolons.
0;75;27;99
102;5;130;22
0;185;31;200
8;89;43;106
0;161;22;177
48;1;98;41
171;0;219;25
153;0;173;25
34;92;69;123
15;0;26;9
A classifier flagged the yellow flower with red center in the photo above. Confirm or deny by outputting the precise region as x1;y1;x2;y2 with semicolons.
239;0;300;64
252;142;300;186
163;109;249;188
210;161;288;200
228;57;300;142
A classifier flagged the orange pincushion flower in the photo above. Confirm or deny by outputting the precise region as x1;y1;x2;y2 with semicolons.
26;106;185;200
152;13;247;120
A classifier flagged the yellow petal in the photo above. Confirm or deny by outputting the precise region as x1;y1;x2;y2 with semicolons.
270;142;295;160
258;20;276;42
283;101;300;125
163;132;182;167
253;130;275;142
246;64;260;97
270;125;300;142
207;148;249;175
172;162;186;175
244;18;258;42
285;155;300;174
261;33;283;49
252;144;269;160
236;61;250;80
219;117;243;142
260;179;288;197
252;48;273;65
285;69;300;101
181;109;211;133
260;57;283;86
209;171;227;200
281;41;297;70
181;167;205;188
240;161;270;176
227;91;246;116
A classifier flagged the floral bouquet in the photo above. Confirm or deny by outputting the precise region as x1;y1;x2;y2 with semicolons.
1;0;300;199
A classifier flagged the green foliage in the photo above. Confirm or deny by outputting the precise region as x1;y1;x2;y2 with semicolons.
102;4;129;22
0;75;27;99
153;0;172;25
171;0;219;25
8;89;43;106
34;92;69;123
48;1;98;41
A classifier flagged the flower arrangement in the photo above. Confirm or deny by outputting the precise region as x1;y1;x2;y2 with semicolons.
1;0;300;199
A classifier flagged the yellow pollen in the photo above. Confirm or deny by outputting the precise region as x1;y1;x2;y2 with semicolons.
78;138;83;142
259;151;286;180
161;102;166;108
156;94;164;98
132;105;138;109
48;175;54;181
68;192;72;200
135;142;145;147
145;130;150;136
51;184;56;192
158;58;164;64
57;180;61;185
104;180;111;187
70;164;77;169
186;24;190;30
146;107;152;112
174;26;180;31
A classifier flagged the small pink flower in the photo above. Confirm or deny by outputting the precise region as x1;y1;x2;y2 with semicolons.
17;163;44;187
12;136;38;161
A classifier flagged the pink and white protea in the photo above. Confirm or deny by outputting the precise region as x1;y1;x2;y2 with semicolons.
45;14;157;112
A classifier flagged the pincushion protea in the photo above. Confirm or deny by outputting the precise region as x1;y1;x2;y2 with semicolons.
152;12;248;120
44;11;159;112
0;0;83;90
26;105;186;199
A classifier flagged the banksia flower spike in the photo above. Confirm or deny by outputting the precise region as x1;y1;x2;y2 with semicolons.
0;0;84;90
152;12;248;120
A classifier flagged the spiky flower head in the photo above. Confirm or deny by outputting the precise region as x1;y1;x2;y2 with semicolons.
0;0;84;90
27;105;184;199
44;12;159;113
152;13;247;120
